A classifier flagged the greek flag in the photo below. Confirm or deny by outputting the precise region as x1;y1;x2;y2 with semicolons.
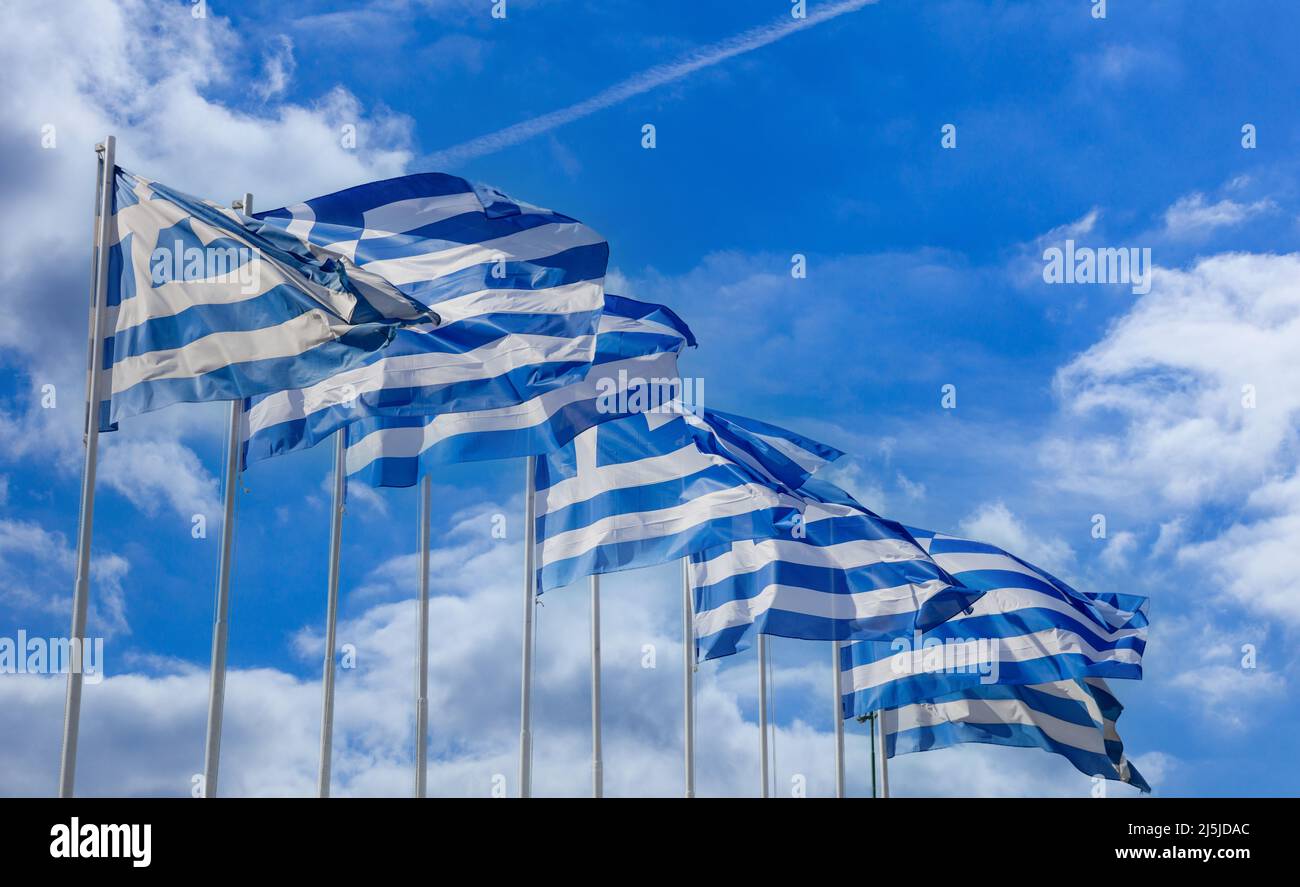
236;173;608;460
101;169;438;427
534;409;838;591
690;441;985;657
840;527;1148;715
333;295;695;486
878;677;1150;792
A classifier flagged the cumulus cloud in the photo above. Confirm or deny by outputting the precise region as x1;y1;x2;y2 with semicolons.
1044;251;1300;626
1047;252;1300;509
0;502;1150;797
0;0;416;471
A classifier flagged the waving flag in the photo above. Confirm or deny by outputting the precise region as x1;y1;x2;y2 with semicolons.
103;169;607;429
243;294;692;481
533;409;830;591
692;478;985;660
682;410;982;657
877;677;1150;792
840;528;1148;716
239;174;608;460
100;169;438;427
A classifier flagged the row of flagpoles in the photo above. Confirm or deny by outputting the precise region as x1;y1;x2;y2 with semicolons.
58;137;1138;797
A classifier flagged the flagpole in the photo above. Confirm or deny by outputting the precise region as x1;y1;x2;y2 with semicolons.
589;573;602;798
758;634;769;798
414;474;431;798
832;639;845;798
317;431;346;798
681;558;695;798
58;135;115;798
876;707;890;798
198;193;253;799
868;713;878;798
518;455;537;798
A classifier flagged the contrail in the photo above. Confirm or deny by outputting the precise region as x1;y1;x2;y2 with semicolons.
426;0;879;168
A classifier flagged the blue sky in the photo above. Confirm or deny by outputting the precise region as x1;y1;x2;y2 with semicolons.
1;0;1298;796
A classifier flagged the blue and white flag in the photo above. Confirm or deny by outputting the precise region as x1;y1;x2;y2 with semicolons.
101;169;438;427
333;294;695;486
692;480;986;660
533;409;835;591
878;676;1150;792
237;173;609;461
840;528;1148;715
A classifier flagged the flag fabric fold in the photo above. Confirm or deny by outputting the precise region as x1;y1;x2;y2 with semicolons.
101;169;440;427
878;676;1150;792
239;172;608;459
839;527;1147;716
332;294;695;485
692;482;986;660
104;169;607;430
533;409;829;592
684;409;984;657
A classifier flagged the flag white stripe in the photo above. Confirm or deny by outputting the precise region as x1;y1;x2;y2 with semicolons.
538;484;798;565
691;535;927;588
358;222;606;287
110;309;343;394
694;578;952;638
359;192;485;239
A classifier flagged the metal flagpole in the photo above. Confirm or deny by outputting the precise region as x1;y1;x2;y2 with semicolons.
876;707;891;798
59;135;115;798
832;640;845;798
589;573;602;798
414;474;431;798
681;558;695;798
200;192;253;799
317;431;346;797
758;634;769;798
518;455;537;798
868;713;878;798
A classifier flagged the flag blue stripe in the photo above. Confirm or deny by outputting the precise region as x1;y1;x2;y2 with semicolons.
880;678;1150;791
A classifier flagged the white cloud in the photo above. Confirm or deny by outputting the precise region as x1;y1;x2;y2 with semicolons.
1100;530;1137;570
819;458;887;514
0;501;1154;797
255;35;297;101
1047;252;1300;510
1168;664;1285;731
1044;251;1300;626
98;438;221;523
959;501;1075;577
1178;473;1300;625
0;518;130;637
1162;192;1274;239
0;0;416;475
